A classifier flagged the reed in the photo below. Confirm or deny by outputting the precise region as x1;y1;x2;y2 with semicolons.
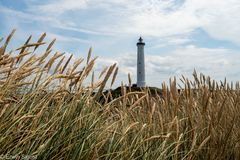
0;30;240;160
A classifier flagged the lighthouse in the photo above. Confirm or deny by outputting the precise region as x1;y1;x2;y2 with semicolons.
136;37;146;87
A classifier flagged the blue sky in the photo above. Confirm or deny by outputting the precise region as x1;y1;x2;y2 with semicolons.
1;0;240;87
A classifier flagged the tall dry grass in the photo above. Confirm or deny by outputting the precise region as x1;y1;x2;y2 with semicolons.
0;30;240;160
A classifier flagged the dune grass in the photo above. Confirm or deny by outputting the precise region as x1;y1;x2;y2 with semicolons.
0;30;240;160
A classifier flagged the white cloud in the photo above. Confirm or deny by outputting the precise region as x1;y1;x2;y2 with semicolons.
199;1;240;44
46;32;90;44
3;0;240;43
35;0;88;15
26;0;240;44
0;5;113;37
95;46;240;87
1;0;240;87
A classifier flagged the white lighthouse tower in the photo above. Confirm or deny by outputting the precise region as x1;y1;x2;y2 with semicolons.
136;37;146;87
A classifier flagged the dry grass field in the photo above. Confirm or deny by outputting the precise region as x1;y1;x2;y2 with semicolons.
1;30;240;160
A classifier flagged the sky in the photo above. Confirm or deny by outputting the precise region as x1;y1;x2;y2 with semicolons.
1;0;240;88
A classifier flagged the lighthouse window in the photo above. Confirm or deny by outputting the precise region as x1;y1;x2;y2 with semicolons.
139;72;141;74
139;62;141;64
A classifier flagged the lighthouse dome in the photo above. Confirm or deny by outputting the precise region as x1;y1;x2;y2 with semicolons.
137;37;145;46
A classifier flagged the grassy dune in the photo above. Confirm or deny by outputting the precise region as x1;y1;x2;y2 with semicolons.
0;30;240;160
